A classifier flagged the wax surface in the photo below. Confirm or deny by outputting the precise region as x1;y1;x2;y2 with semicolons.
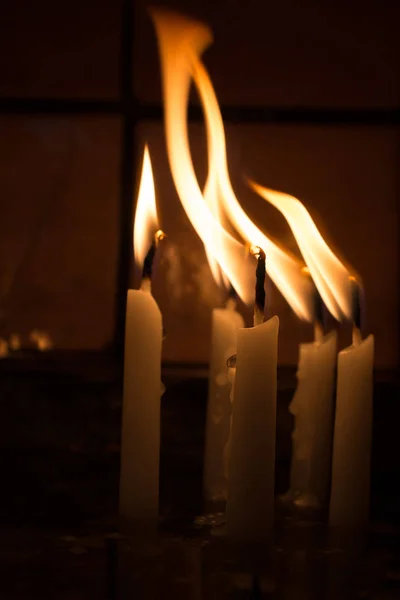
227;316;279;542
329;335;374;529
204;307;244;503
119;290;162;527
289;330;337;506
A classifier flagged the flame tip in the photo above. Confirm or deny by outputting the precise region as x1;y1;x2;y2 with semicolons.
133;146;159;270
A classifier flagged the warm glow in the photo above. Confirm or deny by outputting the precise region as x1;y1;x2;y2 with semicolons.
30;330;53;351
151;9;315;320
248;182;353;321
0;338;8;358
133;145;160;269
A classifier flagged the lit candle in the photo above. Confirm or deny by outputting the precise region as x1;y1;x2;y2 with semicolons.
203;285;244;506
283;274;338;510
119;146;165;531
201;77;245;507
247;182;371;517
227;248;279;542
329;277;374;529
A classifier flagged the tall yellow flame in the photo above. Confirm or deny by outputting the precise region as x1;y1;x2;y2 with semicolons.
133;145;159;269
248;182;353;320
203;146;230;291
151;9;255;305
151;9;315;320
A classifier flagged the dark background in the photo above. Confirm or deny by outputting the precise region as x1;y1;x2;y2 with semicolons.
0;2;399;597
0;0;398;368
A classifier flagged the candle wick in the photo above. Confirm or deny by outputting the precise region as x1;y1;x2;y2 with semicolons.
140;278;152;293
140;230;165;291
251;246;266;327
352;325;362;346
314;320;324;345
350;276;362;332
253;306;264;327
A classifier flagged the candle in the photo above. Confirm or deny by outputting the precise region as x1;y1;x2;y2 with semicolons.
246;182;376;521
282;275;338;510
223;354;238;484
227;248;279;542
287;328;338;509
119;146;165;531
203;289;244;505
330;278;374;529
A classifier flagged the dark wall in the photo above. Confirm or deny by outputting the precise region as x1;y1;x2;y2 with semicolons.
0;0;398;366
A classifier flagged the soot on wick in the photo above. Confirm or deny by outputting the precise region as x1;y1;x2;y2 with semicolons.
140;229;166;291
250;245;266;327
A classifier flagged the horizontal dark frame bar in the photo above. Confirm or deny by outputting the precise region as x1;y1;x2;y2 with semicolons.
0;97;121;115
142;104;400;126
0;97;399;125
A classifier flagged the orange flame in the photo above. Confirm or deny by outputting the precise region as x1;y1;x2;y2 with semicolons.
203;163;230;291
151;9;315;320
248;182;353;320
151;9;256;306
133;145;160;269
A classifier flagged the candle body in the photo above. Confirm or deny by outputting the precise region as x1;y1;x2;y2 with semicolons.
223;365;237;483
289;330;337;507
119;290;162;527
329;335;374;529
227;316;279;542
204;307;244;503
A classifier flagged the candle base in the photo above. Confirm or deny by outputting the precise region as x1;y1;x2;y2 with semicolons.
277;489;322;518
194;511;226;530
118;515;159;542
293;492;321;511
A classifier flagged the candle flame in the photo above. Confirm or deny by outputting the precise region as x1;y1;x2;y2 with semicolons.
133;145;160;269
248;181;353;321
151;9;255;305
203;171;230;291
151;9;315;320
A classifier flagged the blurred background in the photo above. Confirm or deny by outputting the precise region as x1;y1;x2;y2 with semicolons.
0;0;398;368
0;3;399;596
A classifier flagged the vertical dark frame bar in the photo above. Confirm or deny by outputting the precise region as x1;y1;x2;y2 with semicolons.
114;0;135;357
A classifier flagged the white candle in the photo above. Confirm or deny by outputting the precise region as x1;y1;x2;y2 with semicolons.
203;299;244;504
329;333;374;529
227;315;279;542
119;287;163;529
288;329;338;508
119;145;164;531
